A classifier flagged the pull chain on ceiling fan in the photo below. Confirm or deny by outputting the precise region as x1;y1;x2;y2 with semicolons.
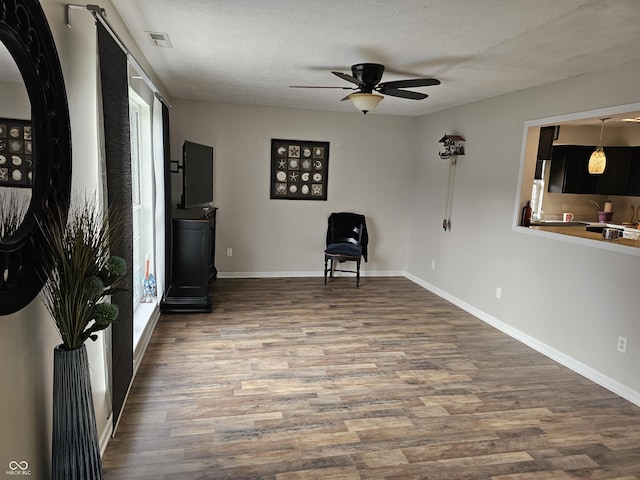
290;63;440;114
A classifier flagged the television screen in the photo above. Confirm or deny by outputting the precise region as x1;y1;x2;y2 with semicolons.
181;140;213;209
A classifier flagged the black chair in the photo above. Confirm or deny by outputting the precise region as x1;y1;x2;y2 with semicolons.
324;212;368;287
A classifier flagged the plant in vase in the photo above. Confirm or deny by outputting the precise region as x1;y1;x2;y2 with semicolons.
39;194;125;480
589;200;613;223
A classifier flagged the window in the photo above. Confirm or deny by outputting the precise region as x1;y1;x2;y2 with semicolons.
530;161;545;221
129;89;154;308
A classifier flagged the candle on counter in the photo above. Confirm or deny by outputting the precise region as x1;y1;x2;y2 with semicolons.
604;201;612;213
144;253;150;280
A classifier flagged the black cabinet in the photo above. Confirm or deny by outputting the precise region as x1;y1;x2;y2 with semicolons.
547;145;566;193
161;208;217;313
535;126;556;179
548;145;640;196
594;147;632;195
548;145;595;193
623;147;640;196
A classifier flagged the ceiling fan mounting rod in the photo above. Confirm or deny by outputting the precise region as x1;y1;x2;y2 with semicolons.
351;63;385;91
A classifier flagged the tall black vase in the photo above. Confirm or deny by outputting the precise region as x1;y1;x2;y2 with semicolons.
52;344;103;479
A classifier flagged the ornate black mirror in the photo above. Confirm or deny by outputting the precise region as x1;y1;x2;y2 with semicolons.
0;40;31;234
0;0;72;315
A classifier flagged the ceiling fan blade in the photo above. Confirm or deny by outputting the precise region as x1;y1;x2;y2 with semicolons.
378;88;428;100
332;71;365;86
378;78;441;89
290;85;355;89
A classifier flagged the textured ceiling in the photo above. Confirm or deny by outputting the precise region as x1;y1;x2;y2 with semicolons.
110;0;640;116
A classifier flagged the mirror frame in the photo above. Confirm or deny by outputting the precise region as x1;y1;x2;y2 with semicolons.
0;0;72;315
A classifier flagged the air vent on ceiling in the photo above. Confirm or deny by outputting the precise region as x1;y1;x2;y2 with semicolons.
146;31;172;48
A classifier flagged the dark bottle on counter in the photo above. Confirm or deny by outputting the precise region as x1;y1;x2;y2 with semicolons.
520;201;532;227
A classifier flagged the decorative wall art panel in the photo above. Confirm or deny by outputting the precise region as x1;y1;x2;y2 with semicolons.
271;139;329;200
0;117;33;188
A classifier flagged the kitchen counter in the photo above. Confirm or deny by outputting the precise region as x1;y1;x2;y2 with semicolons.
529;224;640;248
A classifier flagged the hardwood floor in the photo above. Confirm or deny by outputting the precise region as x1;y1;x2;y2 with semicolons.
102;277;640;479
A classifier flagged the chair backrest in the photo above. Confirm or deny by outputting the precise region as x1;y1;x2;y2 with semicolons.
327;213;364;246
332;224;362;245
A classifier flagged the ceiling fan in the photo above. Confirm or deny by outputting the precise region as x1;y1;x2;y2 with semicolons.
290;63;440;114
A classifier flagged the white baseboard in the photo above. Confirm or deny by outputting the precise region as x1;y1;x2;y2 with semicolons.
216;270;405;278
404;272;640;407
99;413;113;456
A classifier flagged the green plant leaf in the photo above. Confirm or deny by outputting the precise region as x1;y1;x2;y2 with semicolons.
38;192;127;350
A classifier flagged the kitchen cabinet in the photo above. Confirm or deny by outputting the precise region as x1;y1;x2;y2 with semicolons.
548;145;640;196
535;126;556;179
627;148;640;196
548;145;595;194
594;147;632;195
547;146;565;193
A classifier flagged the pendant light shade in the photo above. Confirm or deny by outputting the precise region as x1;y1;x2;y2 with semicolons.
348;93;383;114
588;147;606;174
588;118;609;175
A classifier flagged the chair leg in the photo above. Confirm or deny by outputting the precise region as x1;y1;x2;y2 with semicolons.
356;258;361;287
324;256;328;284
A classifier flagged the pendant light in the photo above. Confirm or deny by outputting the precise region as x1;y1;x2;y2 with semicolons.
588;118;609;175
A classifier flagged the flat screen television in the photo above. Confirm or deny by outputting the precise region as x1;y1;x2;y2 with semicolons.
179;140;214;209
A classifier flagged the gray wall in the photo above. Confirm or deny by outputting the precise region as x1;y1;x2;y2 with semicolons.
0;80;30;119
169;101;417;276
407;60;640;400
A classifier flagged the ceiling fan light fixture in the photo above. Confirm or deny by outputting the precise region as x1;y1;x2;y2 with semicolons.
348;93;383;114
588;118;609;175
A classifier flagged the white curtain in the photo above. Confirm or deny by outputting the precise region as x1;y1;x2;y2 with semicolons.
152;96;166;301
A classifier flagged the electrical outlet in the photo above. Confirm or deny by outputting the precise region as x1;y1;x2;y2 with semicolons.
431;260;436;270
617;336;628;353
226;248;233;257
496;287;502;299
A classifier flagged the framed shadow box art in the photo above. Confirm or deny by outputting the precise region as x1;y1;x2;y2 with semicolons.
0;118;33;188
271;139;329;200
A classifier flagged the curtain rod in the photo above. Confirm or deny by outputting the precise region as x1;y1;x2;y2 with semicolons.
66;3;171;108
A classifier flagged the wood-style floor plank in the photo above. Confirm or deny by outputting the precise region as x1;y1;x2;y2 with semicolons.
102;277;640;479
